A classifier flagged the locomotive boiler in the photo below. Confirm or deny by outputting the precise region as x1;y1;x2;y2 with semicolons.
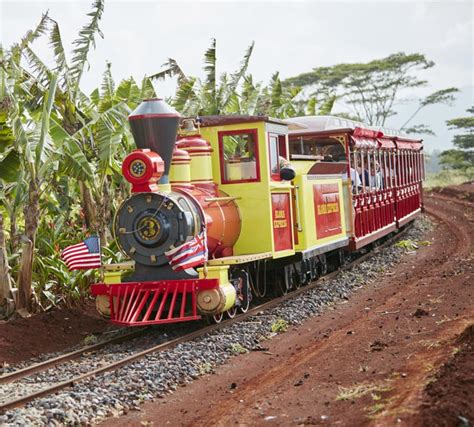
91;99;425;326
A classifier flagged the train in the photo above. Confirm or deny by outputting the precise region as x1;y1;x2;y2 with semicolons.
90;98;425;326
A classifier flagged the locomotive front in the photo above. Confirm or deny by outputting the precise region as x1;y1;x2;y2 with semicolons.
117;98;201;281
91;99;242;325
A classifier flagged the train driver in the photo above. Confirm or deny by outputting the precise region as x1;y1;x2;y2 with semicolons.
278;156;296;181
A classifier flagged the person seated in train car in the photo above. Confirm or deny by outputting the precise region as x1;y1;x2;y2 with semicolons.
368;161;383;190
355;157;369;191
277;155;296;181
335;152;361;190
319;142;346;162
271;153;295;180
348;164;362;189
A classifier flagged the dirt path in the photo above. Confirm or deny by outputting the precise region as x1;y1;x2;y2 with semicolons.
0;302;112;364
104;190;473;427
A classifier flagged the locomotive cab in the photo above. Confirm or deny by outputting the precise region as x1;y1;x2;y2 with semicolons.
197;116;296;260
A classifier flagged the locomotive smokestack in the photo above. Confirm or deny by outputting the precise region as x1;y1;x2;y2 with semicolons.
128;98;181;184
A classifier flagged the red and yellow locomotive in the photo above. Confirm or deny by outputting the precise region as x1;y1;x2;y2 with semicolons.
91;99;424;326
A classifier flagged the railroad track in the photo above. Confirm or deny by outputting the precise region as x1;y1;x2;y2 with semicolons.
0;222;414;414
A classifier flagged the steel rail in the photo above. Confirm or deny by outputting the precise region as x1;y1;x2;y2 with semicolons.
0;328;149;385
0;221;414;413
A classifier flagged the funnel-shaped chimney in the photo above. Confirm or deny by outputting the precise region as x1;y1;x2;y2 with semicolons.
128;98;181;183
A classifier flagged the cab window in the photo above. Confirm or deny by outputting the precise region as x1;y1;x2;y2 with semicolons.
219;129;260;183
268;134;280;181
289;136;346;161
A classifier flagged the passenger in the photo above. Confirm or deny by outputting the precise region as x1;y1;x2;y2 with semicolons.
337;154;361;189
369;162;382;190
278;156;296;181
349;166;361;189
355;157;369;191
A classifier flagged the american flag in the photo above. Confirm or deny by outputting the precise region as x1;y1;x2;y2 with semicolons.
165;230;208;271
61;236;102;271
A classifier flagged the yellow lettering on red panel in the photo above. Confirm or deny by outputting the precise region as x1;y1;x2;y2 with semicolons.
274;210;286;219
318;202;339;215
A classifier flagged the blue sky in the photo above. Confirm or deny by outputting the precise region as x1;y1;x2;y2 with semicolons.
1;0;472;151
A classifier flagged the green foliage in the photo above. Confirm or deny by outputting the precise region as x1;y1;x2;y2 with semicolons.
229;343;247;354
0;0;149;311
446;107;474;150
151;39;255;116
424;169;474;189
403;124;435;136
285;52;456;127
395;239;431;251
152;39;338;119
271;318;288;333
420;88;459;108
440;107;474;171
400;87;459;133
69;0;105;101
395;239;419;251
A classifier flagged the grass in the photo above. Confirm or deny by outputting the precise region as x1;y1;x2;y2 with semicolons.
271;319;288;333
395;239;419;251
197;362;213;375
436;315;454;325
83;334;98;345
418;339;445;350
424;168;474;189
230;343;247;354
428;294;444;304
366;402;386;415
336;382;392;401
395;239;431;252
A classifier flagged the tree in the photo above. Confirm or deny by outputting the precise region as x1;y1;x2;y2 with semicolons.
285;52;457;130
400;87;459;134
0;1;161;313
0;1;108;312
440;107;474;172
151;39;255;116
152;40;335;119
0;211;13;316
0;64;59;311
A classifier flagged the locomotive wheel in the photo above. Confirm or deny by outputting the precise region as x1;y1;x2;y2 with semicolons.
302;260;311;286
239;296;250;313
231;269;251;313
226;306;237;318
213;312;224;323
275;268;290;296
293;264;302;289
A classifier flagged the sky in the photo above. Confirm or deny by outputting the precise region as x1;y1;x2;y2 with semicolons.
1;0;473;152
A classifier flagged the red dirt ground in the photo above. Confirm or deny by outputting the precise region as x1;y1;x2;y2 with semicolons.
0;302;112;365
102;188;473;426
0;186;471;424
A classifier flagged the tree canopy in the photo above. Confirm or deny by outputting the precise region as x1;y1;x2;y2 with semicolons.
440;107;474;172
285;52;458;133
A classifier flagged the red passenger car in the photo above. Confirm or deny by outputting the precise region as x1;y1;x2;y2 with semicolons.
286;116;424;250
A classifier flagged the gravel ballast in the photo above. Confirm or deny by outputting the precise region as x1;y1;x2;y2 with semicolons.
0;218;432;426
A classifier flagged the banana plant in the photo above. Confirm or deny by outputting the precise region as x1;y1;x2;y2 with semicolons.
7;72;59;311
150;38;255;116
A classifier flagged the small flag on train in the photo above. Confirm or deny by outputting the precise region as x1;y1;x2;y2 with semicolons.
165;230;208;271
61;236;102;271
